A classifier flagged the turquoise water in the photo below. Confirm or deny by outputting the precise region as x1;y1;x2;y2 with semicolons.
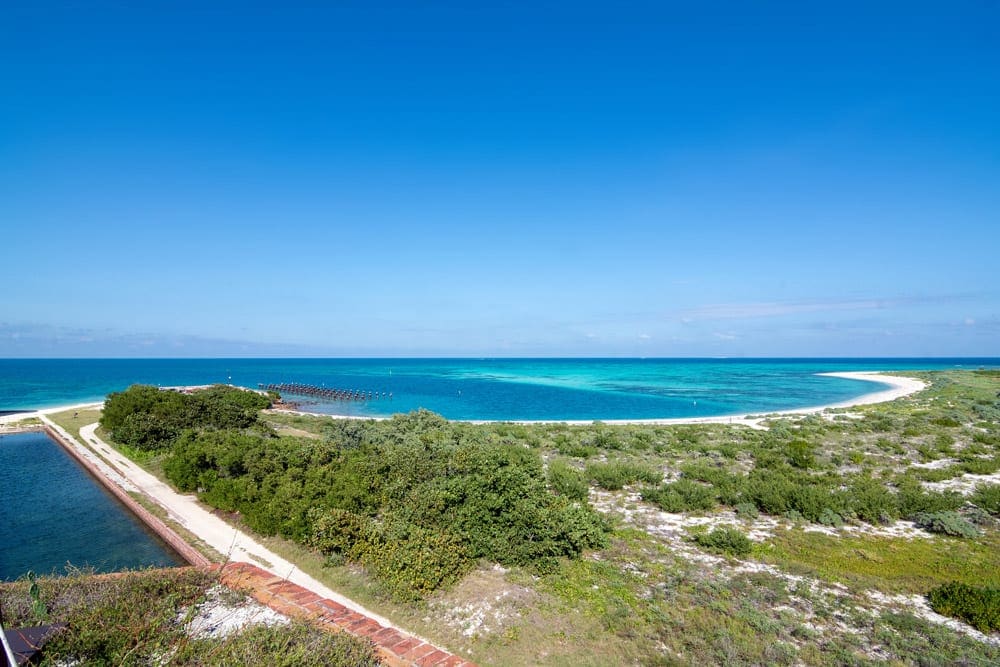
1;358;996;421
0;430;184;580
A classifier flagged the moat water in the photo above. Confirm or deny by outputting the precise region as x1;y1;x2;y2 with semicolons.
0;430;184;581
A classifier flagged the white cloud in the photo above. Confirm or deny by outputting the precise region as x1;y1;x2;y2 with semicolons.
684;298;893;321
680;294;973;322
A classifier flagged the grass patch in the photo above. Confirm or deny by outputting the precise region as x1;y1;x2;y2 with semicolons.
46;408;102;440
693;527;753;557
0;568;381;666
927;582;1000;633
760;527;1000;594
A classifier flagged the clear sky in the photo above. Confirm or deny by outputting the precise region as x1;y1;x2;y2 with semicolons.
2;1;997;357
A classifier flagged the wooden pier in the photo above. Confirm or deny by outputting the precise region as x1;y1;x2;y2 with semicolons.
259;382;389;402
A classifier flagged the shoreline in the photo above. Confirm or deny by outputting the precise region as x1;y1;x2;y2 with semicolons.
0;372;926;429
272;371;927;427
467;371;926;428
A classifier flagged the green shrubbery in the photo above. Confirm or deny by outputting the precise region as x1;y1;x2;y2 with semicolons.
548;459;590;500
896;480;964;516
100;384;271;450
735;502;759;520
972;484;1000;516
960;456;1000;476
586;460;661;490
693;527;753;557
164;410;609;598
848;477;897;524
786;439;816;469
313;515;472;601
641;479;717;513
927;582;1000;633
912;512;980;538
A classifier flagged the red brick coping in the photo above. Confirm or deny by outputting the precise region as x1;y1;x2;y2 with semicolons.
216;562;476;667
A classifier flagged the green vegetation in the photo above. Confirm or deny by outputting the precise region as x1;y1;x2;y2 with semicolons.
77;369;1000;664
928;582;1000;633
760;529;1000;594
641;478;717;512
0;568;380;666
913;511;980;538
162;410;608;599
585;460;661;490
972;483;1000;515
547;458;589;500
100;384;272;451
693;527;753;556
46;408;102;442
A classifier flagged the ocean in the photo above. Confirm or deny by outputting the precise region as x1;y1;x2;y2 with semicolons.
1;358;996;421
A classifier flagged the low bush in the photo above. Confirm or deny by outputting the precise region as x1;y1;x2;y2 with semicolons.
912;512;979;538
591;429;623;450
548;459;590;501
971;484;1000;516
845;477;898;525
961;505;994;527
897;481;964;517
555;434;598;458
818;508;844;527
927;582;1000;633
359;522;472;601
641;479;717;513
787;439;816;469
735;502;759;520
586;461;661;490
693;527;753;557
961;456;1000;476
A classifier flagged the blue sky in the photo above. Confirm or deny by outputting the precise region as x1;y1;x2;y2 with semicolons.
2;1;997;357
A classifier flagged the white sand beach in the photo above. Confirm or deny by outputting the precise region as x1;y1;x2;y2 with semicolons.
499;371;927;428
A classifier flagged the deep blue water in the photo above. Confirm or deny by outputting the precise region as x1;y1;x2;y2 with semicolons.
1;358;997;421
0;430;184;581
